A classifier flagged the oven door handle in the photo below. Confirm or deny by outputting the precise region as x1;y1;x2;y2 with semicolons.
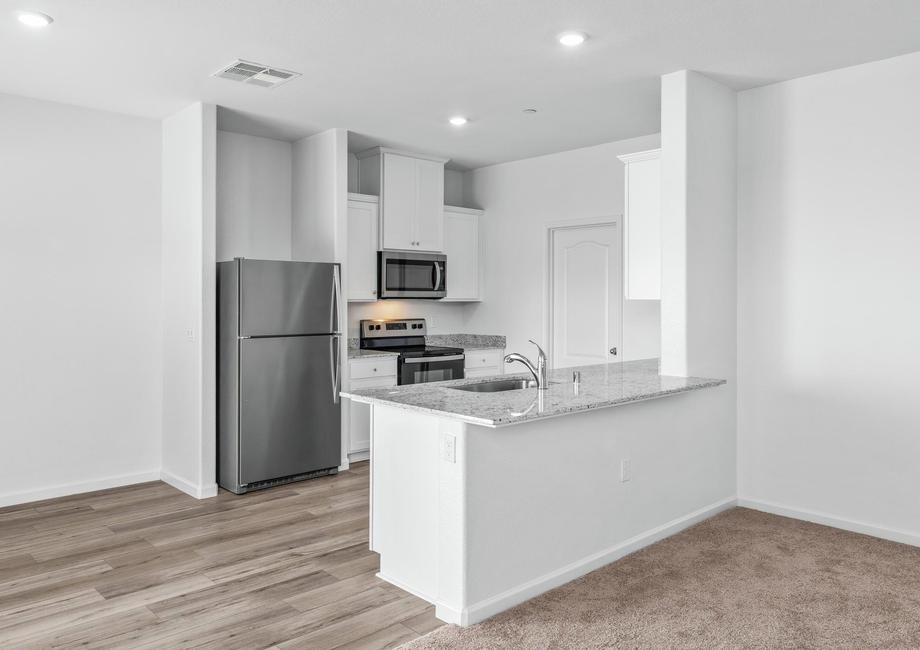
403;354;465;363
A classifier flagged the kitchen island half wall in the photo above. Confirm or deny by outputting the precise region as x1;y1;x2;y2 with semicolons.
343;360;733;625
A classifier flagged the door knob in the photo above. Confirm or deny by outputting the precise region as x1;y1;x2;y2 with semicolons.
609;347;617;356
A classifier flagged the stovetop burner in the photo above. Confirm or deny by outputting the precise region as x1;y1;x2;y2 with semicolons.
358;319;464;358
374;344;465;358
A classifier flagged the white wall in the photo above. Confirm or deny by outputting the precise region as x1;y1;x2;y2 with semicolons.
293;129;348;263
216;131;292;261
161;102;218;499
464;134;662;362
444;169;466;206
0;93;162;506
347;300;472;338
660;70;738;380
737;52;920;543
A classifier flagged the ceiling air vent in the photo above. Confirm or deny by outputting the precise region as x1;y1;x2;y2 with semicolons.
212;60;301;88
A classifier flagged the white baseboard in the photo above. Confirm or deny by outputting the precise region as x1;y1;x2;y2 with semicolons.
461;496;737;626
348;450;370;463
0;470;161;508
737;497;920;548
160;470;218;500
377;571;437;604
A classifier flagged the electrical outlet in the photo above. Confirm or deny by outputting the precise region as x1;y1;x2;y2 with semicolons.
185;328;195;341
620;459;631;483
441;433;456;463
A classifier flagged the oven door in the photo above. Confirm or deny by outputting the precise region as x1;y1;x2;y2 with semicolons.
399;354;465;385
378;251;447;299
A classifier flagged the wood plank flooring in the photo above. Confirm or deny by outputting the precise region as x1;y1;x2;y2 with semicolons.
0;462;443;649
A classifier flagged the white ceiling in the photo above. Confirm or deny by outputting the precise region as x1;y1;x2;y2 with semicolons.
3;0;920;169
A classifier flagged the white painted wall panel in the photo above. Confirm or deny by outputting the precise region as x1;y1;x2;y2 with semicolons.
0;93;162;505
216;131;292;261
161;102;217;498
737;51;920;538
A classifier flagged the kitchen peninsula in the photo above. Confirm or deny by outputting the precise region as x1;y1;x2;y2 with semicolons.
343;359;729;626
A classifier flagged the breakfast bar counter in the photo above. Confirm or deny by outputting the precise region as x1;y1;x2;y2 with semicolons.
343;358;725;426
341;359;731;627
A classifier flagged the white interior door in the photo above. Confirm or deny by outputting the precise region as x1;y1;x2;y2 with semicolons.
551;223;622;369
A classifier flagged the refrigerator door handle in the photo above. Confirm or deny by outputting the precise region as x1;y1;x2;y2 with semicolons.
331;265;342;335
330;334;341;404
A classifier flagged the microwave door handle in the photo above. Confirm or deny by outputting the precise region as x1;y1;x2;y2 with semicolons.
434;261;442;291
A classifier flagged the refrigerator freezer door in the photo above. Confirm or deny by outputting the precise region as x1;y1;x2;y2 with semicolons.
238;335;341;485
240;259;340;336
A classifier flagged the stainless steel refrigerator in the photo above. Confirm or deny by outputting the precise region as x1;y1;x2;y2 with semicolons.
218;258;342;494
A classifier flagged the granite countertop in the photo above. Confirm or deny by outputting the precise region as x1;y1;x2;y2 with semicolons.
347;348;400;360
426;334;506;350
342;359;726;428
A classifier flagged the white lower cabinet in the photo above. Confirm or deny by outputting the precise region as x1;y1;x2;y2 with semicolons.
464;348;504;378
347;356;397;456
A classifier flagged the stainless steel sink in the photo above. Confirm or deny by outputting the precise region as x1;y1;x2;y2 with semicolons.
451;379;539;393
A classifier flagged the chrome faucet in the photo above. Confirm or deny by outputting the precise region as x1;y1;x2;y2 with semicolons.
504;339;548;389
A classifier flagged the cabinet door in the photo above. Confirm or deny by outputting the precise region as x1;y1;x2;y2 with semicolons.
346;200;379;301
346;373;397;454
624;156;661;299
414;158;444;252
443;209;479;300
381;153;417;250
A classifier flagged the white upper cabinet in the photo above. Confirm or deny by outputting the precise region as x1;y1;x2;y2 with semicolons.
378;153;416;250
413;159;445;251
617;149;661;300
443;206;482;301
346;194;379;301
356;147;447;252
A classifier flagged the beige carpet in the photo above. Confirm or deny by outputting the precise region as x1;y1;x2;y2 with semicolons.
399;508;920;649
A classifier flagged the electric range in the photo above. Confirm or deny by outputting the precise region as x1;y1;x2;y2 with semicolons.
359;318;465;385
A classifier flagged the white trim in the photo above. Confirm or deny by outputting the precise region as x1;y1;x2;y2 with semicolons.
443;204;484;216
355;146;449;164
617;147;661;164
0;470;161;508
347;192;379;203
160;470;218;499
348;449;370;463
460;496;736;626
435;602;464;626
545;218;624;369
737;498;920;548
377;571;437;604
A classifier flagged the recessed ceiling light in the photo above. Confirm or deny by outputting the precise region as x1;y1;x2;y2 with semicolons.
449;116;468;127
16;10;53;28
558;31;587;47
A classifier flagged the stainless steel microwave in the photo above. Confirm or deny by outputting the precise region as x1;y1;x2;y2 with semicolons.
377;251;446;299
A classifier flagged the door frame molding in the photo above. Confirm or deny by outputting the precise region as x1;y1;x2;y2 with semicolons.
544;217;624;369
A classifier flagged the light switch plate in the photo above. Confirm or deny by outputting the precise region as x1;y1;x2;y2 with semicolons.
441;433;456;463
620;459;631;483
